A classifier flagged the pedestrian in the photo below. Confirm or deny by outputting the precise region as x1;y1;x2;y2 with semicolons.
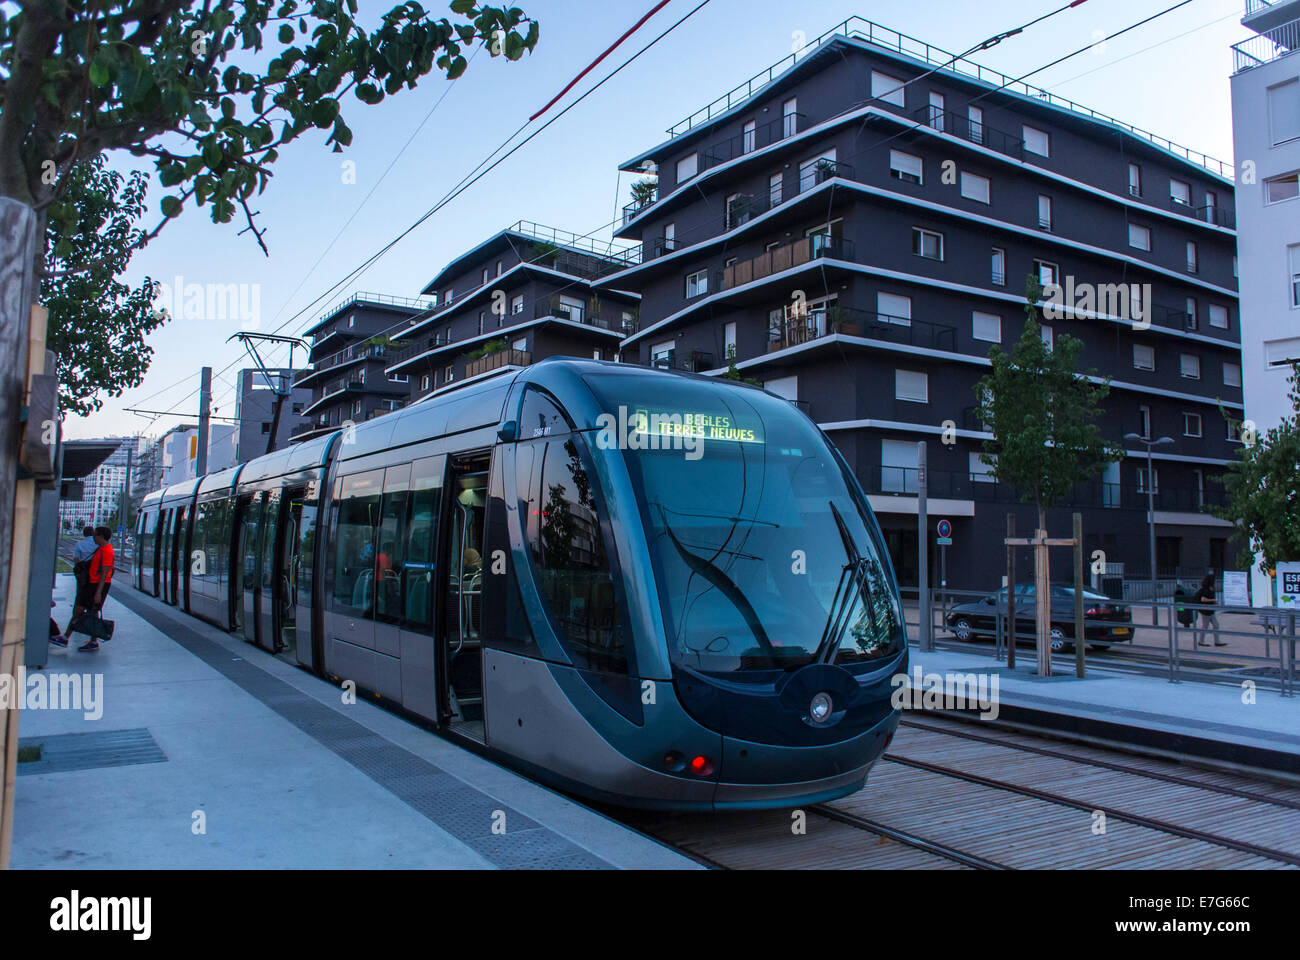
72;526;115;652
49;599;69;648
63;525;97;637
1195;571;1225;647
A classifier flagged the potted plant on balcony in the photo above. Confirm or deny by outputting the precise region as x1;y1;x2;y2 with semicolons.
531;241;560;268
827;303;861;337
722;345;762;386
630;177;657;208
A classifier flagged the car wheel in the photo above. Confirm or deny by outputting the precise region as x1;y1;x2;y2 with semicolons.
1049;626;1074;653
952;617;974;642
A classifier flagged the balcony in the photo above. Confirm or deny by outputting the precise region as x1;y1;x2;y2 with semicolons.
911;106;1024;161
767;305;958;353
650;350;715;374
312;341;391;374
533;295;634;333
1166;196;1236;230
700;112;807;172
385;333;456;369
466;349;531;379
622;190;658;227
722;234;855;291
1232;15;1300;73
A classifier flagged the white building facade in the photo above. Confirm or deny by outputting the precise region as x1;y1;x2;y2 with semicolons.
59;439;131;532
1231;0;1300;604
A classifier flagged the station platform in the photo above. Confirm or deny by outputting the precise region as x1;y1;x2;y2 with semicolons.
901;644;1300;780
11;575;699;870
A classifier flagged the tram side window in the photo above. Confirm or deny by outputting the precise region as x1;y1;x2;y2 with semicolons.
331;473;381;618
297;498;319;602
260;492;279;592
243;497;264;590
210;498;234;594
375;468;410;624
482;452;535;655
524;435;628;674
402;460;442;631
518;388;571;440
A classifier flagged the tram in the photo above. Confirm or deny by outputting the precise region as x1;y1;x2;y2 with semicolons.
134;358;908;809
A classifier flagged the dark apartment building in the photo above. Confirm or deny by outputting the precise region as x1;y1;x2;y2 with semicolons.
597;18;1245;589
293;292;433;442
232;367;313;460
384;221;639;397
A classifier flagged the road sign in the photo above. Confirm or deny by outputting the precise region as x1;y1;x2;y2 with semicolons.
936;519;952;539
936;537;952;546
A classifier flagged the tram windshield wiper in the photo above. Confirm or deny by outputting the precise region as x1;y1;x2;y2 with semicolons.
662;520;776;656
814;502;878;665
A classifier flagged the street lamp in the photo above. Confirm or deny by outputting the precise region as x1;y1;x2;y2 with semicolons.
1125;433;1175;625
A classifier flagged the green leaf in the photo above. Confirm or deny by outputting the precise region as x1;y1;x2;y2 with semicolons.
311;98;339;127
88;61;110;87
160;195;183;218
279;24;294;43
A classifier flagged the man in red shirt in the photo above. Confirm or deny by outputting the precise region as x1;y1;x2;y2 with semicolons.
77;526;115;652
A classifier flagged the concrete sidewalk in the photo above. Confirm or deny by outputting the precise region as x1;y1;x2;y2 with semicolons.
11;575;697;870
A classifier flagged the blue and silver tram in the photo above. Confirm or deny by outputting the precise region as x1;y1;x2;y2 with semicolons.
134;359;908;809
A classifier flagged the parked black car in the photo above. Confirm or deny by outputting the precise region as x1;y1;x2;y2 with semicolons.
944;585;1133;653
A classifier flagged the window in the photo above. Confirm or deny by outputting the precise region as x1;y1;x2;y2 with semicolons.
1185;297;1197;330
968;105;984;144
521;435;627;674
512;337;527;352
1034;259;1059;287
1267;173;1300;204
764;375;798;402
496;260;503;277
1037;194;1052;230
1210;304;1229;329
972;311;1001;343
769;172;783;206
1023;125;1049;157
1131;284;1146;322
724;322;737;355
1224;362;1241;387
374;471;410;624
352;399;362;415
478;311;485;336
388;371;408;383
912;227;943;261
991;247;1006;285
1128;223;1151;250
511;294;524;315
1268;78;1300;146
1128;163;1142;197
650;340;675;369
1138;404;1151;440
330;471;382;619
663;222;675;251
742;119;756;153
1136;466;1159;495
871;70;905;107
895;369;928;402
1186;241;1198;273
799;149;837;190
960;172;990;203
481;267;489;285
348;315;355;328
401;459;442;631
1183;412;1202;438
725;192;750;229
1170;179;1191;207
969;452;996;482
684;269;709;298
421;374;431;391
444;287;454;305
1133;344;1155;371
1040;324;1054;351
1291;244;1300;307
1179;353;1200;379
877;292;912;325
928;91;945;130
259;421;271;435
1227;420;1243;443
676;153;698;183
1205;192;1217;221
443;365;454;384
782;97;798;137
890;149;923;184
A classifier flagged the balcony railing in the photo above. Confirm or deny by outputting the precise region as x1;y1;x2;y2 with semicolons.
767;305;958;353
385;332;456;368
1233;16;1300;73
1167;196;1237;229
466;349;531;379
622;191;658;226
722;234;855;291
862;466;1226;512
912;105;1024;160
312;341;391;374
649;350;715;374
664;16;1233;179
533;295;632;332
311;291;433;333
700;112;807;172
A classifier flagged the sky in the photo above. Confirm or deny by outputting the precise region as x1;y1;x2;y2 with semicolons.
65;0;1261;441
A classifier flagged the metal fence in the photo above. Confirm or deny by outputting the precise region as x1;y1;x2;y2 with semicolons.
900;586;1298;696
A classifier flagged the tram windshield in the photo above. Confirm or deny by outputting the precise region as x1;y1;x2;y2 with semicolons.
583;373;903;674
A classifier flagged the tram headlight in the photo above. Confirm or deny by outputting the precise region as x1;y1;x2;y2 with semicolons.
809;692;833;724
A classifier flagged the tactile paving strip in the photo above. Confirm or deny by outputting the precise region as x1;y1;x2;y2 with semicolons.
115;591;610;869
18;727;166;776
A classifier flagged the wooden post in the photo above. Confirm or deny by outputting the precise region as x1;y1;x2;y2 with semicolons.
1035;526;1051;677
1003;515;1013;666
0;199;37;871
1074;512;1085;679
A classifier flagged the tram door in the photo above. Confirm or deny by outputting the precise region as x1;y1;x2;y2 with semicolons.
255;489;281;650
440;451;490;743
273;487;305;660
155;508;170;597
169;507;186;606
240;493;265;645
